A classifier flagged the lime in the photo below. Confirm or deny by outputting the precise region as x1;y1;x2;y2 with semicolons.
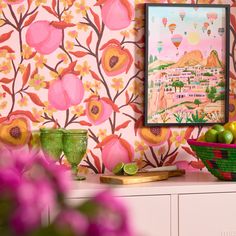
124;163;138;176
112;162;125;175
205;129;218;143
218;130;234;144
224;121;236;140
212;124;224;133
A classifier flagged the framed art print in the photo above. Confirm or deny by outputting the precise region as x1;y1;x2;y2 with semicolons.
145;4;230;126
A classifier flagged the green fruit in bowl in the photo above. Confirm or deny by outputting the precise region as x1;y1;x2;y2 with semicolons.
212;124;225;133
205;129;218;143
218;130;234;144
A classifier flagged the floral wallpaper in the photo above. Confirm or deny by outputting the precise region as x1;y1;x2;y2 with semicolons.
0;0;235;174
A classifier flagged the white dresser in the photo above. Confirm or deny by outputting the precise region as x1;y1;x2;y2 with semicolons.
58;172;236;236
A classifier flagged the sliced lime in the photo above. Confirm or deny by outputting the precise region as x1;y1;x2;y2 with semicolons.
124;163;138;176
112;162;125;175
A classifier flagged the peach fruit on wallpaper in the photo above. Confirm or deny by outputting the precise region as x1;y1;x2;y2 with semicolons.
0;0;235;174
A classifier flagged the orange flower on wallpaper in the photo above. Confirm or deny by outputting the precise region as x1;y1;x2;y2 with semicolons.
3;0;23;5
97;129;107;140
0;1;6;14
111;78;124;91
75;0;89;16
76;61;90;76
0;61;11;74
34;54;47;68
57;53;69;64
62;11;73;23
72;105;85;117
77;22;88;32
170;130;187;148
43;102;56;116
17;97;28;107
68;30;78;38
35;0;47;6
29;74;46;90
134;140;148;155
83;81;92;92
101;39;133;76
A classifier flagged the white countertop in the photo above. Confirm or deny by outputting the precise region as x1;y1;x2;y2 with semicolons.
68;172;236;199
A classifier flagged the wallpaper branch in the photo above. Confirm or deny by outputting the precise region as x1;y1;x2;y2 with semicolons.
0;0;235;174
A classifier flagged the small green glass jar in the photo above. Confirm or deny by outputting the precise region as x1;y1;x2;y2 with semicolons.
63;129;88;178
40;128;64;161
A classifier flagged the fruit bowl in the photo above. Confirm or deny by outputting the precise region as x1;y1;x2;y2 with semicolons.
187;139;236;181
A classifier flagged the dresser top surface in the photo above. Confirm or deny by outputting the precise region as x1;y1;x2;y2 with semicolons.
68;172;236;198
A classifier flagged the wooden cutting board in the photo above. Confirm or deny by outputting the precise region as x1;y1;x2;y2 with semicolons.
100;169;185;185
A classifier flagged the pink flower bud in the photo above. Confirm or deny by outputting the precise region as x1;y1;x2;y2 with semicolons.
26;20;62;55
102;136;134;171
48;74;84;110
102;0;134;30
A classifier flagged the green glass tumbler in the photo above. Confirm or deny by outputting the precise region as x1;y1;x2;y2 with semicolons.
40;128;64;161
63;129;88;180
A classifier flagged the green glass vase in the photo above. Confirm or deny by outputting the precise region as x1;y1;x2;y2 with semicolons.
40;128;64;161
63;129;88;180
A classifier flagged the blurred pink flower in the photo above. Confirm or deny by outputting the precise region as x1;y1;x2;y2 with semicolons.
26;21;62;55
87;189;134;236
0;146;72;235
56;209;88;235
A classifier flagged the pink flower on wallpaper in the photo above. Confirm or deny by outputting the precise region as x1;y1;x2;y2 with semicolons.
3;0;24;5
101;0;134;30
85;96;113;125
26;21;62;55
48;74;84;110
99;135;134;171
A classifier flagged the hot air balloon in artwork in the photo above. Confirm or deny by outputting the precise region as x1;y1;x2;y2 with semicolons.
204;22;209;29
162;17;167;27
168;23;176;34
157;41;163;53
207;29;211;36
171;34;183;50
218;27;225;36
179;11;185;21
207;12;218;24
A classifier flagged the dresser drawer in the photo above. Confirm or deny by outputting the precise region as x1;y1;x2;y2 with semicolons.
179;193;236;236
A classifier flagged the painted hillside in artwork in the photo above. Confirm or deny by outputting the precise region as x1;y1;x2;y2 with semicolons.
147;6;227;124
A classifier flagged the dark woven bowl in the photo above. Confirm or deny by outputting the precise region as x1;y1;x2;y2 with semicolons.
187;139;236;181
